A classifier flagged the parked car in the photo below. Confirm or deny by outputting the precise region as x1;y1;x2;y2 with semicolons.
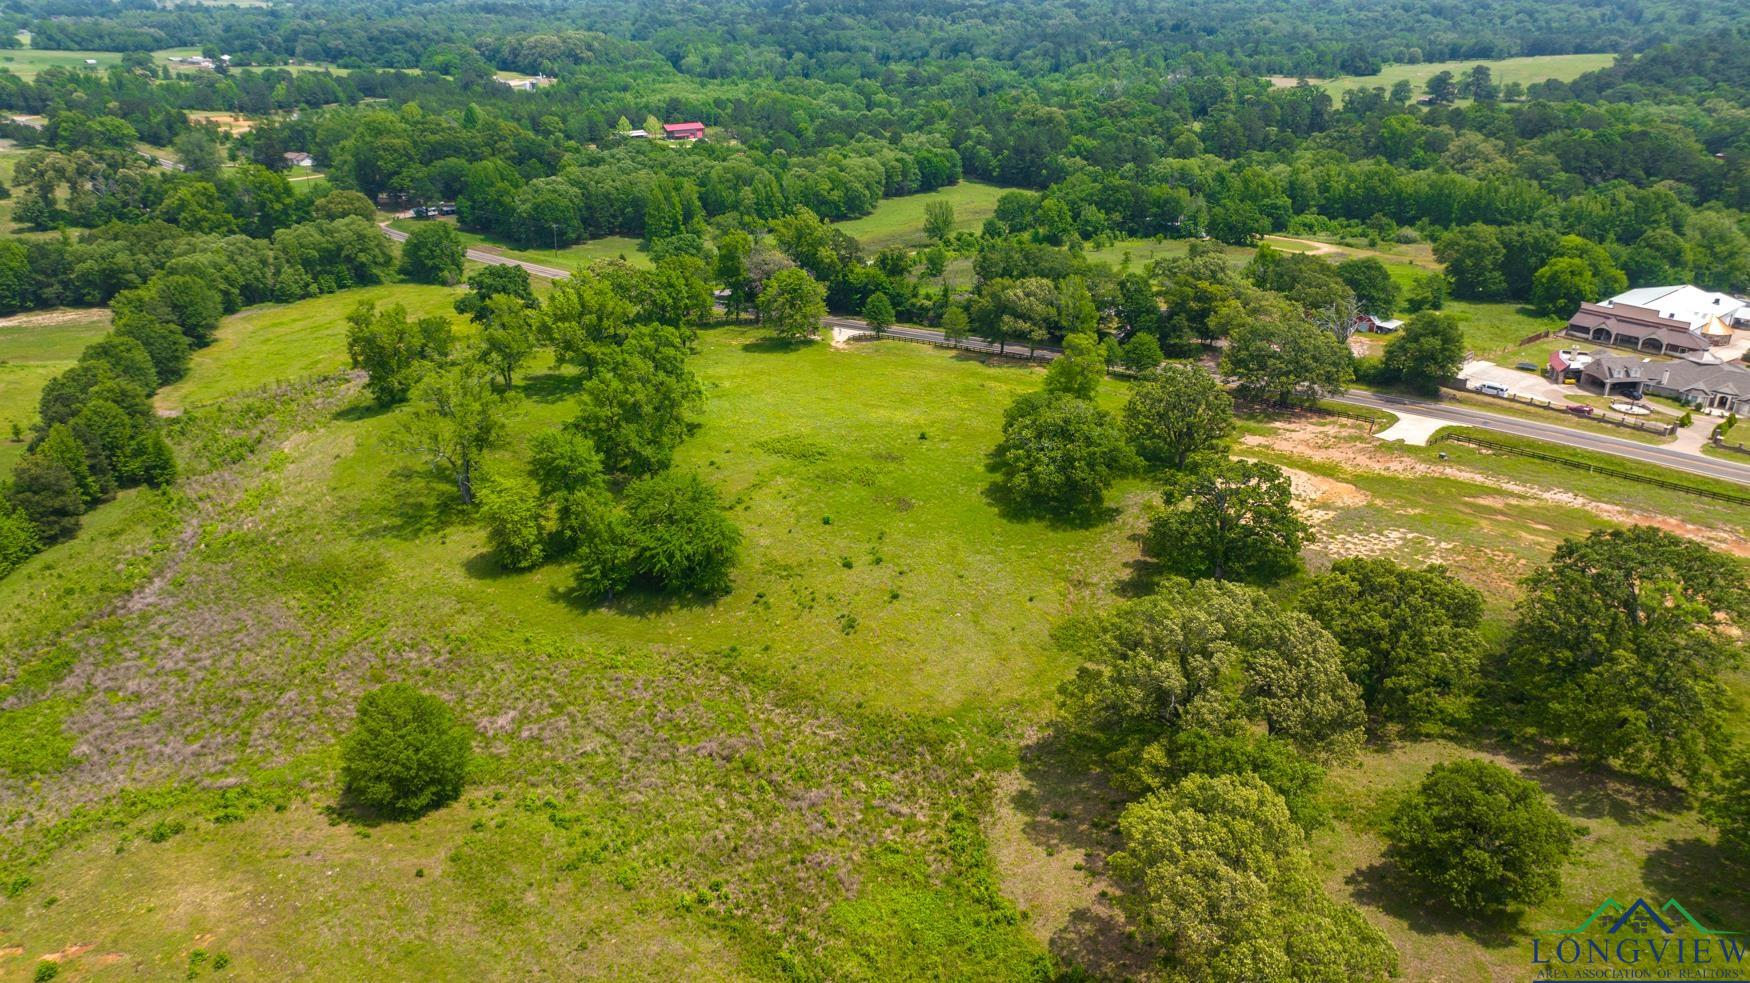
1474;382;1510;398
1515;361;1538;372
1565;404;1596;417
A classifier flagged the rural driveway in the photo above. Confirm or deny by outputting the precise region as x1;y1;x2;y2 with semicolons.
1458;359;1571;403
371;224;1750;485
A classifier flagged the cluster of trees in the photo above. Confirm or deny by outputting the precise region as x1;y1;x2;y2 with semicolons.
1436;224;1636;313
404;262;743;599
0;149;397;316
0;186;400;580
0;277;194;578
1057;579;1392;978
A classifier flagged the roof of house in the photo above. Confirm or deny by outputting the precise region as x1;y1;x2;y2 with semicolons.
1583;350;1750;397
1605;285;1750;328
662;121;705;134
1568;302;1707;349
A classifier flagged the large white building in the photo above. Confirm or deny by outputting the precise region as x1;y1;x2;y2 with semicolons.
1602;285;1750;331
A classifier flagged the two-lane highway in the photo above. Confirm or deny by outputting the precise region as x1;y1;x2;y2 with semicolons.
379;222;572;280
1330;389;1750;484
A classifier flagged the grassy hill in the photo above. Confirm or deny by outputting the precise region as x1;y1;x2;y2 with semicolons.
1;283;1746;979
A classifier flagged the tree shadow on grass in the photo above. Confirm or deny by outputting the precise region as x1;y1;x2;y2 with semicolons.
1049;904;1161;981
948;350;1043;370
740;336;812;354
352;466;472;541
980;480;1121;530
1481;740;1686;827
462;550;519;581
518;370;585;404
1115;547;1161;599
1344;860;1522;948
1641;837;1748;929
1014;732;1127;861
545;579;725;618
332;400;394;424
1014;731;1163;977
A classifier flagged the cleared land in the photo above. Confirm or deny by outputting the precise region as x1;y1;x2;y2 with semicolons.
2;278;1748;978
0;308;112;470
156;284;465;412
1319;52;1616;99
832;181;1007;251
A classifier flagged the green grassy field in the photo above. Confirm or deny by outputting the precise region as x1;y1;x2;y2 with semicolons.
0;46;319;80
1444;299;1561;356
156;284;465;412
0;308;113;470
1318;52;1616;99
833;181;1007;251
3;283;1749;979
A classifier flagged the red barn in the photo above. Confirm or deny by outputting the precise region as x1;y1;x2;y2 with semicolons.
662;121;706;140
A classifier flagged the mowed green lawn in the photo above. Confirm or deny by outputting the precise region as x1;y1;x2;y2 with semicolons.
1319;52;1615;99
833;181;1007;251
0;308;112;470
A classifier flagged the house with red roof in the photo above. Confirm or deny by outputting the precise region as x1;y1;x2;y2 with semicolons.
662;121;706;140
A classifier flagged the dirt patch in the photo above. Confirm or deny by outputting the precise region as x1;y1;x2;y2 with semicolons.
1270;461;1370;510
1245;420;1750;557
44;943;94;962
0;945;21;958
0;307;110;330
189;112;255;134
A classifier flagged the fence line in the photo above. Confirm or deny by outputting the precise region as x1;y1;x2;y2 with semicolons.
1445;385;1677;437
1434;432;1750;506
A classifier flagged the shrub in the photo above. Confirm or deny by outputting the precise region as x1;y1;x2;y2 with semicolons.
1385;759;1577;912
146;818;186;843
340;684;471;818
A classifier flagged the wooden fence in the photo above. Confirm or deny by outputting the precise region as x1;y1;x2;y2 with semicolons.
1435;433;1750;506
1446;385;1677;437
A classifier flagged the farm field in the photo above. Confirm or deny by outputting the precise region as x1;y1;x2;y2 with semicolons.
3;280;1749;978
831;180;1007;251
1317;52;1617;99
0;308;113;471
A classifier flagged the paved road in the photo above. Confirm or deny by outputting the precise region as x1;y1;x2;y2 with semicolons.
846;320;1750;486
1332;389;1750;484
379;222;572;280
375;226;1750;486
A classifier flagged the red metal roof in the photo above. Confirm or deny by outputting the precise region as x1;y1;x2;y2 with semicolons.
662;121;705;135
